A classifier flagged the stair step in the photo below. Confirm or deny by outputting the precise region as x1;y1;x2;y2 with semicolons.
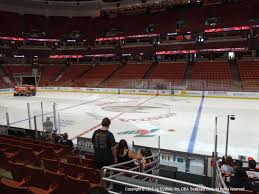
229;60;242;91
144;61;158;79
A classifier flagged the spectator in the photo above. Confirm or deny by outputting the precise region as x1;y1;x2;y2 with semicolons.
234;160;243;168
43;117;53;134
92;118;117;169
88;186;109;194
117;139;142;167
247;159;258;171
58;133;73;147
221;156;235;176
47;133;59;144
229;167;256;192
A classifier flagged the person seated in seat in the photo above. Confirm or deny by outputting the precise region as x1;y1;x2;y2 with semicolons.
246;159;259;172
47;133;60;144
221;156;235;176
229;167;256;193
58;133;73;147
117;139;142;168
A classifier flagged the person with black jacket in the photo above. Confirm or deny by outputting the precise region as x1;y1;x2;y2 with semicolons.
229;167;257;193
58;133;73;147
92;118;117;169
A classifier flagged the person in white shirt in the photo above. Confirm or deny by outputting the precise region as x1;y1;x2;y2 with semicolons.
221;156;235;176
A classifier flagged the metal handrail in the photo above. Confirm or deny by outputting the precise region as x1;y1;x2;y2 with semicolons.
216;162;228;190
108;190;119;194
101;152;161;191
102;166;229;194
108;158;139;168
102;178;170;194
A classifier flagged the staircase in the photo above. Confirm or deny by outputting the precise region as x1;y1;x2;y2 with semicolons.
0;64;13;86
143;61;158;79
74;66;93;81
55;65;69;82
182;61;194;86
183;61;193;80
229;60;242;91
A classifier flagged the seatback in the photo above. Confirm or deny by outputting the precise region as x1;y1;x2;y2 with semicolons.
43;158;60;172
0;178;30;194
59;162;78;177
64;176;90;194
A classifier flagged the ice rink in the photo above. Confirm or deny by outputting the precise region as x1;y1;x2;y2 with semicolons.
0;91;259;159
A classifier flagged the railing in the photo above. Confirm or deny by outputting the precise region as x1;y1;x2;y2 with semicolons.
100;152;160;191
77;136;215;177
104;151;160;178
100;150;229;194
241;79;259;92
215;161;228;192
101;165;229;194
36;78;259;92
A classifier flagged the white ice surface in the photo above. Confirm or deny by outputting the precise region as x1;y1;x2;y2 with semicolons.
0;92;258;159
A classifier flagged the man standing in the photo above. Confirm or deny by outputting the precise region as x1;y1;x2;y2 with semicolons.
92;118;117;169
43;117;53;133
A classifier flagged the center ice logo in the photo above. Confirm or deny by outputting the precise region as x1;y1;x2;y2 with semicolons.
117;128;159;137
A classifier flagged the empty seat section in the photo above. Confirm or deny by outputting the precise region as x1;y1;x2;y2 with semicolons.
76;64;118;87
24;14;46;33
0;77;9;88
56;65;91;86
149;62;186;80
0;1;256;38
189;62;233;91
0;11;22;36
238;61;259;91
4;65;32;76
147;63;186;89
47;16;69;38
108;63;151;88
40;65;64;86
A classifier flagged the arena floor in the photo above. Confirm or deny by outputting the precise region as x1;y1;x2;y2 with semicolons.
0;92;259;159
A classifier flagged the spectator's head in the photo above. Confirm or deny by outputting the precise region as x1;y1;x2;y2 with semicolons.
248;156;254;161
248;159;257;170
234;160;243;168
46;117;50;121
101;118;111;128
51;133;58;142
88;186;109;194
63;133;68;140
117;139;128;155
52;132;57;138
225;156;233;166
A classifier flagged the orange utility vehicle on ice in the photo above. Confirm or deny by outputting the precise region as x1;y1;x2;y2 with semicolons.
14;85;37;96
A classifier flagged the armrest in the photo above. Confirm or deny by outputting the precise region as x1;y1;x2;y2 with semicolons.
34;150;45;157
47;183;59;193
18;176;31;186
